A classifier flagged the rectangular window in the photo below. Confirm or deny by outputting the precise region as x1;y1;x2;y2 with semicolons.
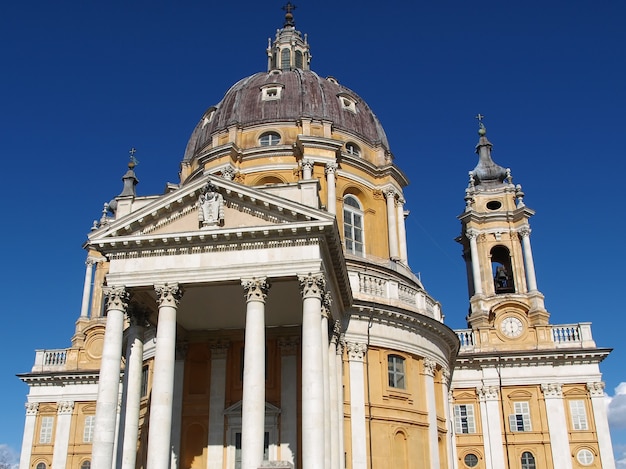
387;355;406;389
570;400;588;430
454;404;476;434
39;416;54;444
509;401;532;432
140;364;149;397
83;415;95;443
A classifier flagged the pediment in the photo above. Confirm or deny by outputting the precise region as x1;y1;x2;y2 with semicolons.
88;175;335;253
454;391;477;401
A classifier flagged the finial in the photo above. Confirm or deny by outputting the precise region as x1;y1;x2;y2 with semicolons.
128;147;139;169
475;113;486;135
282;2;296;27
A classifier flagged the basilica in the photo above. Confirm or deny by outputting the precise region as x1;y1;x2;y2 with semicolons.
18;9;614;469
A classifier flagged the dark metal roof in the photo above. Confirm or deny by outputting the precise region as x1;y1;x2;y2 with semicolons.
183;69;390;162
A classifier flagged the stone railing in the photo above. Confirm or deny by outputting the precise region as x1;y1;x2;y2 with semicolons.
456;329;476;350
32;348;69;372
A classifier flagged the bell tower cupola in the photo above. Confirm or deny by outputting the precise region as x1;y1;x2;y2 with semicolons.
457;117;549;331
267;3;311;71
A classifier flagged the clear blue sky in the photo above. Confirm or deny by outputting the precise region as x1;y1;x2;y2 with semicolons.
1;0;625;465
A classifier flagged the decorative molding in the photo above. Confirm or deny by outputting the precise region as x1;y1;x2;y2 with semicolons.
57;401;75;415
103;286;129;311
541;383;563;398
298;273;326;299
372;189;384;200
222;167;236;180
322;292;333;318
423;357;437;377
301;159;314;171
198;182;225;228
384;187;396;200
241;277;270;303
465;229;479;241
587;382;605;397
518;226;531;238
345;341;367;362
325;162;338;175
154;283;183;308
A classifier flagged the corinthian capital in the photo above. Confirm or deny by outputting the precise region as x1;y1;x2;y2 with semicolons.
301;159;314;171
518;226;531;238
154;283;183;308
103;286;129;311
587;382;605;397
241;277;270;303
423;357;437;376
465;228;479;241
384;187;396;200
325;162;338;175
541;383;563;398
25;402;39;416
57;401;75;415
476;385;499;401
345;341;367;361
298;273;326;299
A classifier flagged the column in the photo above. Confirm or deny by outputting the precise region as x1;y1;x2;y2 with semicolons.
146;283;183;469
346;341;367;469
52;401;74;469
241;278;270;469
120;309;146;469
207;342;229;469
519;227;538;292
423;358;440;469
18;403;38;469
279;337;299;467
171;344;187;469
441;368;454;469
321;295;332;469
302;159;314;180
328;323;340;469
588;382;616;469
465;229;483;296
541;384;573;469
325;162;338;215
385;188;399;259
336;336;345;469
80;258;96;317
396;197;408;264
476;385;505;469
92;286;128;469
299;273;326;469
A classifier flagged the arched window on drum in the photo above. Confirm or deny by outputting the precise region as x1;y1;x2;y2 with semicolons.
343;195;364;256
491;245;515;293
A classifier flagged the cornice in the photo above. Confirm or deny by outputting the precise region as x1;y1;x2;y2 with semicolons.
17;370;106;385
455;347;612;369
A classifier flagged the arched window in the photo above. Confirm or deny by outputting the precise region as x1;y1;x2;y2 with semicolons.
491;245;515;293
521;451;536;469
345;142;361;157
259;132;281;146
36;463;46;469
80;461;91;469
281;48;290;70
387;354;405;389
295;50;303;69
343;195;364;256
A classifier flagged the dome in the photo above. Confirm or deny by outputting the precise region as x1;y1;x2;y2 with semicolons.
182;69;390;162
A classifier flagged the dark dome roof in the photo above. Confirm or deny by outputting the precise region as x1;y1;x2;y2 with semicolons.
183;69;390;162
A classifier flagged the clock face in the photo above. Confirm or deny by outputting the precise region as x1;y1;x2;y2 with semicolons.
500;316;523;338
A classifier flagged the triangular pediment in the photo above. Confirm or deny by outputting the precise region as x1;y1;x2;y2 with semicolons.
88;175;335;253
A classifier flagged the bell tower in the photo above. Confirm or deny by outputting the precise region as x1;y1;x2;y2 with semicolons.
457;118;549;338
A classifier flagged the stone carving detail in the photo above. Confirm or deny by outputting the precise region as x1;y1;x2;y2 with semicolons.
298;273;326;299
325;162;338;175
222;167;236;180
330;320;342;344
518;226;531;238
541;383;563;398
321;292;333;318
372;189;384;200
442;367;451;384
278;337;299;356
345;341;367;361
198;182;225;228
384;187;396;200
210;342;230;360
301;159;314;172
587;382;605;397
154;283;183;308
465;229;479;241
103;286;129;311
242;278;270;303
57;401;75;415
423;357;437;376
25;402;39;416
477;385;499;401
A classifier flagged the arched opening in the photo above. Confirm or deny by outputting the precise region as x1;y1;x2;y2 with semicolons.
281;48;290;70
295;50;303;69
521;451;536;469
491;245;515;293
392;431;408;469
80;460;91;469
343;195;364;256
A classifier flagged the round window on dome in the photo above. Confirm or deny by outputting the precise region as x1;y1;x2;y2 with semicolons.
463;454;479;467
577;449;594;466
346;142;361;157
486;200;502;210
259;132;281;146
